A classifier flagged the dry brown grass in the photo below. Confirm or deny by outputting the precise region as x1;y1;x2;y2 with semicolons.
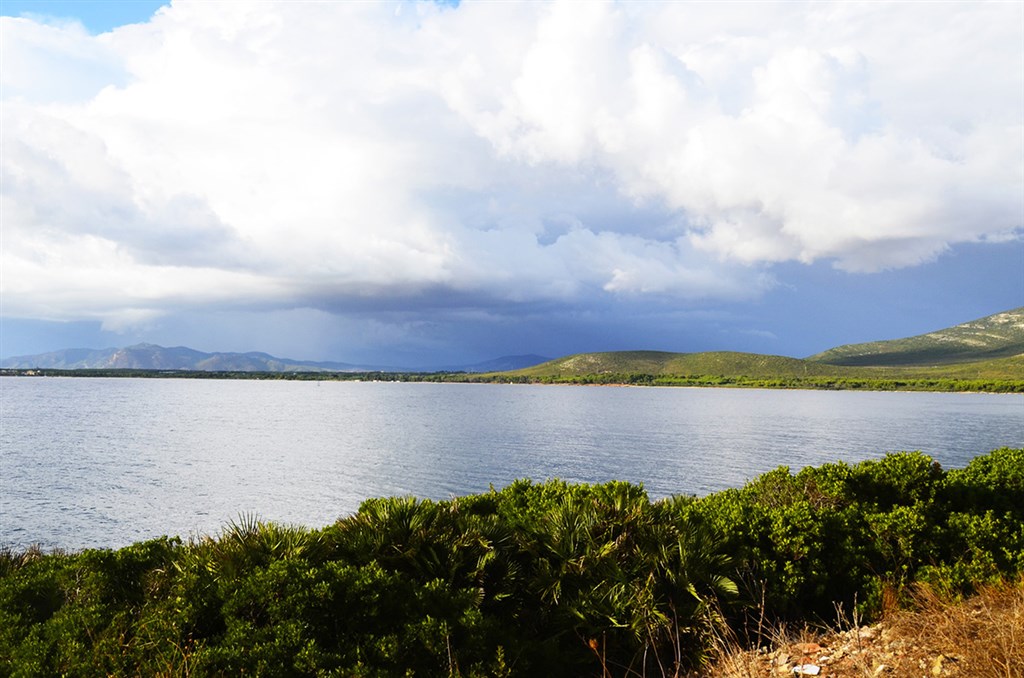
707;578;1024;678
888;578;1024;678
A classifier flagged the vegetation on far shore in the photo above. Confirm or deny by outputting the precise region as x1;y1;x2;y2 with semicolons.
3;360;1022;393
3;448;1022;676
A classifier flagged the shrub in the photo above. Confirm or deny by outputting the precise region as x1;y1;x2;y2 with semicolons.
2;449;1022;676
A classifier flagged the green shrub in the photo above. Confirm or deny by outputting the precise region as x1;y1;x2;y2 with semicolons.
2;449;1021;676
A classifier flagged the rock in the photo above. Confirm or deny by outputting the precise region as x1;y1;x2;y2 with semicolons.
795;642;822;654
792;664;821;675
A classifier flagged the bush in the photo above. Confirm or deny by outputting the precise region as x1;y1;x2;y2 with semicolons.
2;449;1021;676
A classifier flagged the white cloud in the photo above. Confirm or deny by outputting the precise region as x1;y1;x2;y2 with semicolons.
1;0;1020;328
446;2;1022;271
0;16;126;103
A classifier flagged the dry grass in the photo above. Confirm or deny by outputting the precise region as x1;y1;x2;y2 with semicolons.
707;578;1024;678
888;578;1024;678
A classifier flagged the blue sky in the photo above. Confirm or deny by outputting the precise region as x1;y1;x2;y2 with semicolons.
1;1;1021;368
0;1;167;33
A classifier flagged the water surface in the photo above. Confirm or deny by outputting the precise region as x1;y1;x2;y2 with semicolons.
1;377;1020;549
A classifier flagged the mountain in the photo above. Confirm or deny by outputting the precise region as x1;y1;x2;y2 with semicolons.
0;344;551;374
807;307;1024;367
0;344;373;372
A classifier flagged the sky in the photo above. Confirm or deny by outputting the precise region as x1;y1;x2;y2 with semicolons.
1;1;1022;368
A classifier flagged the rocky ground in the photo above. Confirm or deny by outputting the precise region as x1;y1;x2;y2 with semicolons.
720;622;970;677
711;580;1023;678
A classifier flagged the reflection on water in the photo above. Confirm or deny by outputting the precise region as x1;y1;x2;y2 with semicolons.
1;377;1021;549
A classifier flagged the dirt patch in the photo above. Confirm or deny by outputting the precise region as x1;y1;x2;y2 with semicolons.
710;580;1023;678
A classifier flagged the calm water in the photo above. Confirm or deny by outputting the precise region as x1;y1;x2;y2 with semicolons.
1;377;1021;550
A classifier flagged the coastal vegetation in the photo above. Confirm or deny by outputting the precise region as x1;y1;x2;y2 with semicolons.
2;448;1022;676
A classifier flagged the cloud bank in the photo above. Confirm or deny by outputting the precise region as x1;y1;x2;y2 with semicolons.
2;0;1021;332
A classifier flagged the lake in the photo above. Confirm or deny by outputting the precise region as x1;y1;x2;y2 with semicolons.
1;377;1021;550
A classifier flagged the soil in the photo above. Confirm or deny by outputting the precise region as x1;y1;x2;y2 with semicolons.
712;581;1023;678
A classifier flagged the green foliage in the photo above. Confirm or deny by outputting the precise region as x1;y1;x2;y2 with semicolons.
2;449;1022;676
0;538;180;676
922;448;1024;591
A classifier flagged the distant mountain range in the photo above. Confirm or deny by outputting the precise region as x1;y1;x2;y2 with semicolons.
4;307;1021;378
0;343;550;374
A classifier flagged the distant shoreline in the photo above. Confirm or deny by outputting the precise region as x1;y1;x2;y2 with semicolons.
2;367;1021;393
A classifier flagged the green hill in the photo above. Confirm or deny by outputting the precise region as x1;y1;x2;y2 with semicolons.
503;310;1024;389
513;350;844;379
509;350;1023;382
807;307;1024;367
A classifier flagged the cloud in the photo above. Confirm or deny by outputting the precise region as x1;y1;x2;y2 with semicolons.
0;16;127;102
1;0;1020;331
456;3;1022;271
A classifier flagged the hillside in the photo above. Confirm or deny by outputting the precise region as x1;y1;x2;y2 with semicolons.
807;307;1024;367
506;309;1024;384
508;351;1024;385
512;350;847;379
